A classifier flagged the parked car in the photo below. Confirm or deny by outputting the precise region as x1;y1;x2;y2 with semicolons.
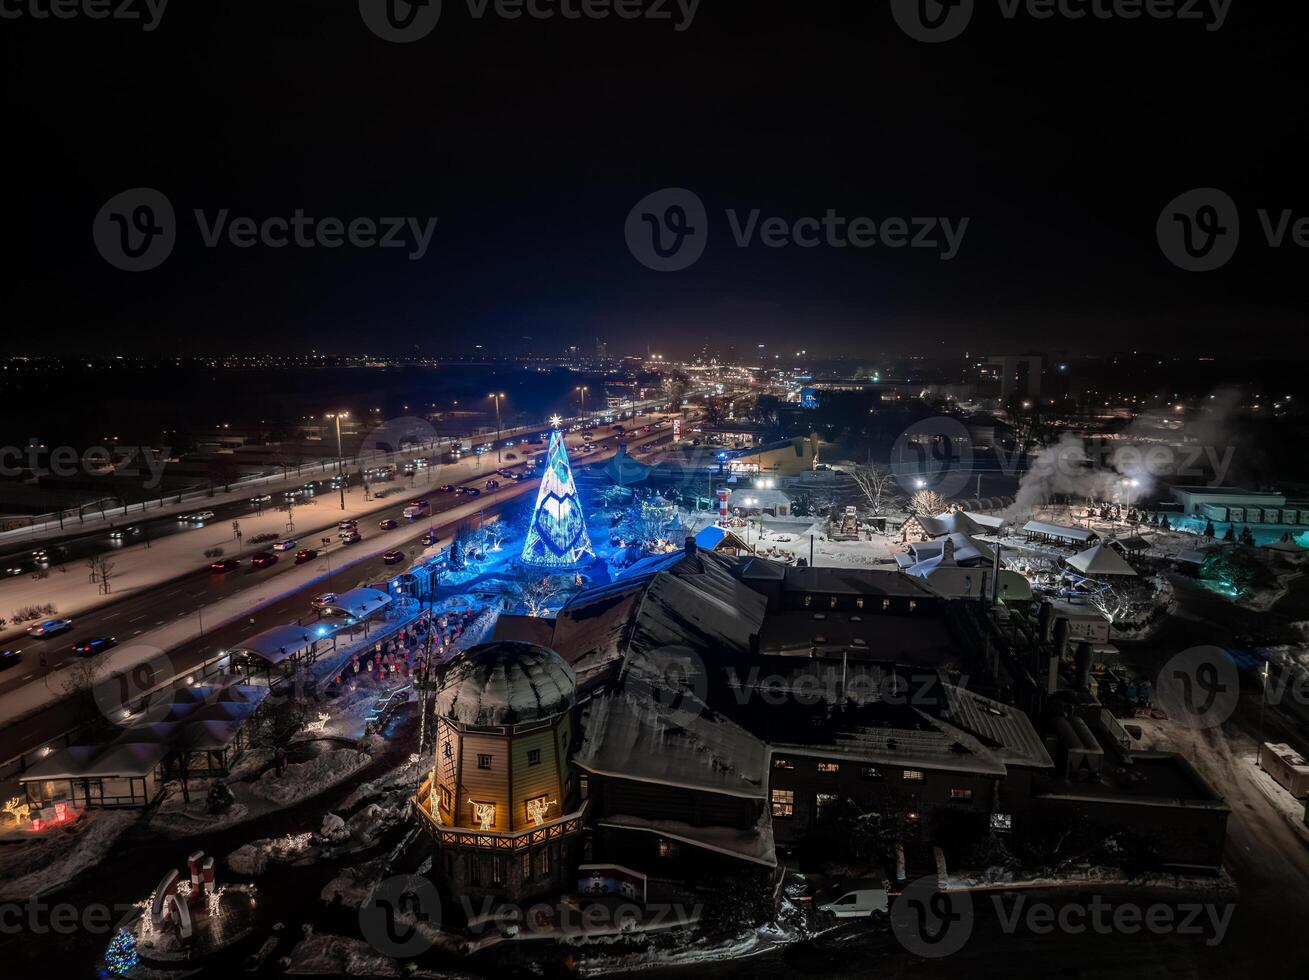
272;539;297;551
341;530;362;545
27;618;73;637
250;551;278;568
294;549;318;564
378;518;399;530
72;636;117;657
210;558;240;573
382;550;405;565
311;593;339;610
0;649;22;671
816;878;889;919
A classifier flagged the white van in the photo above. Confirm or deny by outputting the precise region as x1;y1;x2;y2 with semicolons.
403;506;422;521
817;877;889;919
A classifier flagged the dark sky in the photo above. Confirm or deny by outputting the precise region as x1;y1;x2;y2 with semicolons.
2;0;1305;358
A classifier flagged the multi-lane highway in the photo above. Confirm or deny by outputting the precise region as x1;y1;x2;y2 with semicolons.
0;420;678;766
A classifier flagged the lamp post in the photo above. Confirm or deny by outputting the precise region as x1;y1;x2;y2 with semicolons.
488;393;505;463
1259;660;1270;750
576;386;588;420
327;412;349;510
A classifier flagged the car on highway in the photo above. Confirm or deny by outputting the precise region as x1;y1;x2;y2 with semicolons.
27;618;73;637
382;550;405;565
189;510;217;522
294;549;318;564
408;499;428;508
421;530;439;546
338;520;358;532
341;530;362;545
0;649;22;671
250;551;278;569
272;539;297;551
108;526;139;540
378;518;399;530
485;480;500;491
210;558;240;573
582;444;595;453
437;484;455;493
311;592;338;610
250;494;272;504
464;487;481;497
504;452;517;460
71;636;117;657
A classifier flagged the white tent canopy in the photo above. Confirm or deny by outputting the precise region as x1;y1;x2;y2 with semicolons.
1066;543;1138;578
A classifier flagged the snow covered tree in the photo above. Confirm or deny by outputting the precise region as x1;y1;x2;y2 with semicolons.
506;564;576;618
850;463;895;516
909;488;947;517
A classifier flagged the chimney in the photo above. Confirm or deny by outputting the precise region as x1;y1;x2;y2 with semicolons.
942;536;956;565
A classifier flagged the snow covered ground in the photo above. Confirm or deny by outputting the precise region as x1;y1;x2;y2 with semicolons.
0;808;138;900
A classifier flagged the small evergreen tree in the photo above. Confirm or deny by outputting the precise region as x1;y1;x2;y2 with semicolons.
1203;519;1215;538
1223;525;1236;542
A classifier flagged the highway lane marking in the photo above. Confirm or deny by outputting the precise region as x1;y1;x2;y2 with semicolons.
128;614;147;623
133;629;143;636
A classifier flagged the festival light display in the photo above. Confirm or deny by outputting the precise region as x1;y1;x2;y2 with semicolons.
521;424;593;569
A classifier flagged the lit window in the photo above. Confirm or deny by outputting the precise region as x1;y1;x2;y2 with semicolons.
817;762;840;774
527;749;541;766
816;793;840;819
950;788;973;801
772;757;795;770
477;754;492;770
537;846;552;877
439;785;452;811
526;794;552;826
658;838;680;860
521;851;532;880
579;774;589;799
442;740;452;759
883;599;892;611
771;788;795;817
903;769;925;782
856;598;864;609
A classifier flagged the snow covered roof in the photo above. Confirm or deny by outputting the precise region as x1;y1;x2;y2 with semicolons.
575;683;769;800
1022;520;1098;543
941;686;1053;769
436;642;576;727
915;512;987;537
550;548;768;693
694;524;751;553
325;587;392;619
490;613;558;647
230;623;318;665
905;563;1034;602
597;812;776;867
729;488;791;508
1174;549;1210;565
906;533;996;566
782;566;937;599
21;743;164;781
1066;543;1138;578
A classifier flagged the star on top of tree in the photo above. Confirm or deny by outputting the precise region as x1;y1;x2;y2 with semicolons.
549;414;563;429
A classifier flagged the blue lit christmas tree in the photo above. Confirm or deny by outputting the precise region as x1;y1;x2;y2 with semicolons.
522;418;593;569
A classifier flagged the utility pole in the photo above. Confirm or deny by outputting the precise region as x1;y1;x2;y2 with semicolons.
328;412;349;510
488;393;505;464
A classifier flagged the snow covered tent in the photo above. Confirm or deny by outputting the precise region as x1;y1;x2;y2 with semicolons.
227;623;323;686
323;586;392;620
1065;543;1138;578
906;533;996;567
910;511;987;538
603;445;652;486
1022;520;1099;547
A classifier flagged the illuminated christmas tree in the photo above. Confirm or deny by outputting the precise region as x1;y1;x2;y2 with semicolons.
105;927;139;975
522;419;592;569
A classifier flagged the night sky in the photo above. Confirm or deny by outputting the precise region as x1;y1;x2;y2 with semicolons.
3;0;1305;357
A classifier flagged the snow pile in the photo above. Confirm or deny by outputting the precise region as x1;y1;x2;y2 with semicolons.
320;812;349;842
251;747;372;806
226;832;314;875
0;809;138;900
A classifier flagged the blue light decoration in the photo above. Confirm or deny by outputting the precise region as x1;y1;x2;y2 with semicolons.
522;425;593;569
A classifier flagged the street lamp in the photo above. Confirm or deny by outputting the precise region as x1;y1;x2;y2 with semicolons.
326;412;349;510
488;393;505;463
576;386;588;419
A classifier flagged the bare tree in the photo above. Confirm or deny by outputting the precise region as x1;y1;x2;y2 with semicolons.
909;488;947;517
57;654;106;699
506;565;575;618
91;555;117;595
1086;579;1151;626
850;463;895;516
